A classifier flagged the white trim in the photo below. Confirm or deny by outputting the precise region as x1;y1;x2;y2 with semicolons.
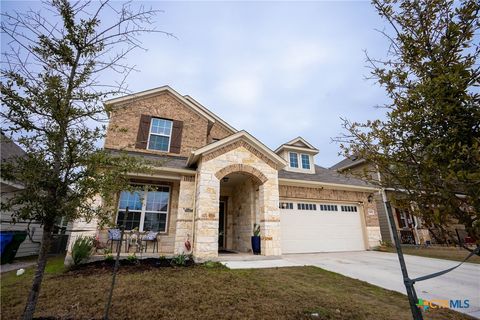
279;177;379;192
284;137;318;150
0;178;24;190
289;152;299;168
146;118;173;153
187;130;287;168
116;185;171;233
105;86;215;123
300;154;311;170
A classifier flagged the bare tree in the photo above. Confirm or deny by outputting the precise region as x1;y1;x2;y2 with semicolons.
0;1;172;318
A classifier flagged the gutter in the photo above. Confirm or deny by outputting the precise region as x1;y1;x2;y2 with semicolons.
278;178;379;192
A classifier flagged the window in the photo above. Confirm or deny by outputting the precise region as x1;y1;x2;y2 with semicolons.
279;202;293;209
289;152;298;168
289;152;311;170
297;203;317;210
301;154;310;169
116;185;170;232
148;118;173;152
319;204;338;211
341;205;358;212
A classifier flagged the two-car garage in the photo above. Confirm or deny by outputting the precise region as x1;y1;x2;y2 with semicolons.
280;201;366;254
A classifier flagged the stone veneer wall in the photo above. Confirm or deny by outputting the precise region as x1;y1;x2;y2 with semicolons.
230;179;258;252
279;185;382;248
193;144;281;259
174;176;196;254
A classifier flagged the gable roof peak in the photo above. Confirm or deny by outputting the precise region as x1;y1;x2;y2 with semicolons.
275;136;319;154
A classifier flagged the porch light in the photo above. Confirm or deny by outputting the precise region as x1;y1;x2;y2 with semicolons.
222;177;229;183
367;194;373;203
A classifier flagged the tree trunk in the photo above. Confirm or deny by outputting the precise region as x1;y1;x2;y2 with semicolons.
22;222;54;320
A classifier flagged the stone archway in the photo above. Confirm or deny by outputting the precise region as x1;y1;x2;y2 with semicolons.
215;164;268;184
192;145;282;260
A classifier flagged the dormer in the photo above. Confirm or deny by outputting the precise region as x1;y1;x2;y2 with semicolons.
275;137;319;174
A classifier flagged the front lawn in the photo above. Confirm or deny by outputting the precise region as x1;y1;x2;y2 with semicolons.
1;257;472;320
381;246;480;264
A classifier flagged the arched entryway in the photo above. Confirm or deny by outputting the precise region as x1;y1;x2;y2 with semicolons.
191;136;284;260
216;167;265;254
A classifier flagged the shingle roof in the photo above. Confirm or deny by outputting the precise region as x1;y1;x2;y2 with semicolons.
1;133;26;162
329;156;364;170
104;148;192;170
279;165;372;187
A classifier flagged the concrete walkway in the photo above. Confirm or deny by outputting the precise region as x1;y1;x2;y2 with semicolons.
0;260;36;274
221;251;480;318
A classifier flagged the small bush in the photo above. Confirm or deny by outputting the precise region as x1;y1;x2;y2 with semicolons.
171;253;188;266
105;254;114;262
126;254;138;264
72;236;94;266
203;261;226;269
380;240;393;248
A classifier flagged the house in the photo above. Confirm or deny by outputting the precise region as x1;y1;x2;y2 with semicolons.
330;156;466;245
1;134;72;257
67;86;382;260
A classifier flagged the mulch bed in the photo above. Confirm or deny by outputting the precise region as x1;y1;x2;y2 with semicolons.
65;258;195;276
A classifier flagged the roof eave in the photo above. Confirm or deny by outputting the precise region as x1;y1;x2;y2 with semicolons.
187;131;287;169
104;86;215;123
278;177;378;192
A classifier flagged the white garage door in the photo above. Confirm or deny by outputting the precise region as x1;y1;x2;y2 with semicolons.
280;202;365;254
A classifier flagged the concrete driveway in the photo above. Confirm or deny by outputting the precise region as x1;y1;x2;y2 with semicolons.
282;251;480;318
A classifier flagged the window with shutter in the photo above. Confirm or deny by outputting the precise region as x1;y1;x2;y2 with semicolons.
169;120;183;154
135;115;152;149
147;118;173;152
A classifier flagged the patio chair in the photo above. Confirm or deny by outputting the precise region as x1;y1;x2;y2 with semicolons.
141;231;159;253
106;229;128;253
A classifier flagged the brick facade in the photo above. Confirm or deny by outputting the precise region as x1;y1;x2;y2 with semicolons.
105;91;233;157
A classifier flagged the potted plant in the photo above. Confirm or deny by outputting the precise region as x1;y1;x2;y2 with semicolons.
251;223;261;255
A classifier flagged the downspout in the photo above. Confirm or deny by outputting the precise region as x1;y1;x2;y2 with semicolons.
412;214;420;245
190;171;199;255
376;166;395;243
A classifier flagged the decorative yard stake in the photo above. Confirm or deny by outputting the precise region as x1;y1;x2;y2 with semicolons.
103;208;127;320
385;201;423;320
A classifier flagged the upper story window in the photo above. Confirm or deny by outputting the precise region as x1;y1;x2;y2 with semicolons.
289;152;312;170
148;118;173;152
289;152;299;168
301;154;310;169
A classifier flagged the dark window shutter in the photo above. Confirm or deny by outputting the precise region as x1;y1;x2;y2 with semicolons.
135;115;152;149
169;120;183;154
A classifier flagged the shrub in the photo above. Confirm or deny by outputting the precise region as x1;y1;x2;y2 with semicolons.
71;236;94;266
105;254;114;262
203;261;226;269
126;253;138;264
171;253;188;266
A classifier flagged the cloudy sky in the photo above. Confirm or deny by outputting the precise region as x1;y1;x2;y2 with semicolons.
2;1;391;167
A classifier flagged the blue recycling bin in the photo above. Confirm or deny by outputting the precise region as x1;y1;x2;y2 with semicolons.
0;232;14;255
1;231;27;264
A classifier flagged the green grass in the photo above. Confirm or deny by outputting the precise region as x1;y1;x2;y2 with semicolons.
1;257;473;320
380;246;480;264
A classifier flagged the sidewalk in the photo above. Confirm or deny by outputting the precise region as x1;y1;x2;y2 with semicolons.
0;260;36;274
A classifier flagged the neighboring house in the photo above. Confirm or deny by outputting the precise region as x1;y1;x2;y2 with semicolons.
1;134;72;257
68;86;381;260
330;157;466;245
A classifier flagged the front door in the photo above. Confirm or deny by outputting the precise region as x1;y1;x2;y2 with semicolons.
218;201;226;250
